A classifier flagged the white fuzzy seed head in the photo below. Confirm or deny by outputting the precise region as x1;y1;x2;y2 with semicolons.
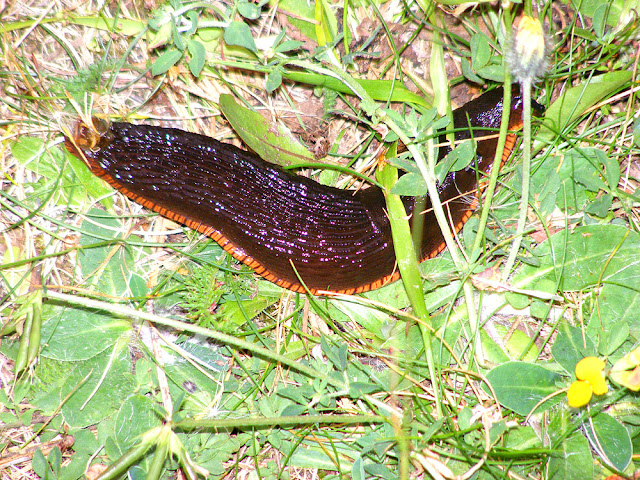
506;15;550;85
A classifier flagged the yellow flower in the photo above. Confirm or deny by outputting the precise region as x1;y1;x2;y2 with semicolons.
575;356;605;382
567;380;592;408
588;374;609;395
506;15;549;84
567;356;609;407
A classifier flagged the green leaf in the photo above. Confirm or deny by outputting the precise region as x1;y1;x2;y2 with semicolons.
592;4;609;37
184;10;199;36
470;33;491;71
280;404;307;417
390;172;427;196
113;395;162;451
274;40;304;53
184;432;246;476
172;17;185;51
11;137;111;209
486;362;562;416
65;151;114;209
474;64;505;82
278;385;311;404
219;93;315;166
321;336;347;371
224;21;257;53
585;193;612;218
598;322;628;356
387;155;420;175
71;428;102;457
512;224;640;347
530;148;610;213
599;150;621;190
289;447;346;471
583;412;632;471
48;446;62;474
78;209;148;298
551;322;596;374
572;28;597;41
503;425;543;450
237;1;262;19
572;155;607;192
382;108;409;132
161;345;230;419
60;339;136;428
270;0;316;42
58;456;88;480
547;430;593;480
352;456;365;480
40;305;131;361
147;22;172;49
283;70;432;108
265;68;283;93
489;420;509;444
435;139;475;183
480;330;511;365
326;295;393;341
32;449;50;478
513;225;638;292
151;48;184;76
68;15;146;36
417;109;441;134
364;463;396;479
491;324;539;361
536;71;633;142
216;296;279;330
461;58;485;84
187;39;206;77
504;290;530;310
12;137;63;179
568;0;639;27
349;382;381;397
587;283;640;346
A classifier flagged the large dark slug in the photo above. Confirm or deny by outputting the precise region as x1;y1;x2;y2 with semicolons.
65;88;528;295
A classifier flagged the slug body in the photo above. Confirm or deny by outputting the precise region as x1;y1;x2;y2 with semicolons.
66;89;527;294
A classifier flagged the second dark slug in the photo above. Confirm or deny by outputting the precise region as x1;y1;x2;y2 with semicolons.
65;88;529;295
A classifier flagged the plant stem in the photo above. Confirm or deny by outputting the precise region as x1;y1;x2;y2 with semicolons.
44;290;346;391
502;79;532;280
174;414;382;430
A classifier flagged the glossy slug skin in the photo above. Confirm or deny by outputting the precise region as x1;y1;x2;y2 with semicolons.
65;88;528;295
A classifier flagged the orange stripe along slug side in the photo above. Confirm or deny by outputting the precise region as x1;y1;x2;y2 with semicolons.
64;88;534;295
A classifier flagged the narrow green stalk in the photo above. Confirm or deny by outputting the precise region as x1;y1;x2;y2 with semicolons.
14;309;33;375
413;130;486;366
471;80;513;254
174;414;382;431
467;10;514;366
146;426;171;480
96;441;154;480
146;444;168;480
408;135;464;268
502;11;548;281
377;163;442;418
44;291;346;391
398;410;411;480
502;80;532;280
